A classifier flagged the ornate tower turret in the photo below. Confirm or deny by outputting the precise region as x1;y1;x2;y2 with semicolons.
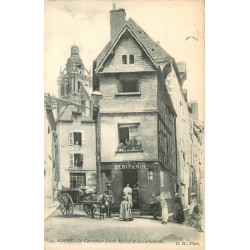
66;45;84;74
58;45;92;116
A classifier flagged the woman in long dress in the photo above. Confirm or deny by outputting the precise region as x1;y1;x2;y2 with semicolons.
160;193;169;224
119;192;133;221
173;193;185;223
123;184;133;208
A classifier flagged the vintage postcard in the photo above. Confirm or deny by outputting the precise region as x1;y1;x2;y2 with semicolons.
44;0;205;249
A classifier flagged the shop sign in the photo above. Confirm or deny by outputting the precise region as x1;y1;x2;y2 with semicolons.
113;162;146;170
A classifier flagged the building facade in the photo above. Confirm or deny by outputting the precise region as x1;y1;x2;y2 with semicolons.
191;102;205;204
45;7;205;214
44;109;55;208
56;46;97;189
93;7;180;213
165;61;204;207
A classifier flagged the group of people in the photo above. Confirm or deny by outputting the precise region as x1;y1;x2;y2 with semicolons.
150;192;185;224
103;182;198;224
99;182;134;220
150;191;199;224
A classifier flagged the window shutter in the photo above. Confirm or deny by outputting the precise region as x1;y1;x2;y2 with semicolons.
81;130;85;145
69;132;73;145
116;77;122;93
130;125;139;137
138;77;141;92
70;153;74;167
80;154;84;164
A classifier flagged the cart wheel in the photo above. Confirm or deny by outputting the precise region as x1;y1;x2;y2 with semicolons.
84;204;91;215
84;204;96;216
60;193;74;216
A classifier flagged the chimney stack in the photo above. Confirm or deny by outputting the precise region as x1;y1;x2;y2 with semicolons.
110;5;126;41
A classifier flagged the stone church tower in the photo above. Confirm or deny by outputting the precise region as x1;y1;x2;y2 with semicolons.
57;45;92;116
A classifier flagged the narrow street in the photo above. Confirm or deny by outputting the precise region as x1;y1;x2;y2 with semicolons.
45;206;204;244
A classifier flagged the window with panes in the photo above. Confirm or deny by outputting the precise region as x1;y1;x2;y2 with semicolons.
70;153;84;167
117;78;140;93
70;173;86;188
69;131;84;146
148;170;154;180
117;124;142;151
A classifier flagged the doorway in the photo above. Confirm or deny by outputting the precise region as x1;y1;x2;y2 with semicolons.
122;170;139;209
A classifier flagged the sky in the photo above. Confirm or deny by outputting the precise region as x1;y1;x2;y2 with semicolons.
45;0;204;120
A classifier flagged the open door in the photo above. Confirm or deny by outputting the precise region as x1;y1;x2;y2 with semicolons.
111;169;123;210
122;169;139;209
138;168;150;212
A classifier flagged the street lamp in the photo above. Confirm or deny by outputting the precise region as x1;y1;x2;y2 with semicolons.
91;90;102;107
91;90;102;193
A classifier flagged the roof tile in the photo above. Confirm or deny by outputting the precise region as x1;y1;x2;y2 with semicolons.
94;18;172;69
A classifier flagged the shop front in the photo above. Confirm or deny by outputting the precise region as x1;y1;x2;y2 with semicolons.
100;161;162;214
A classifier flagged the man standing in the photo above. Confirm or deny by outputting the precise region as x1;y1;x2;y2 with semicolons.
150;192;159;220
104;182;114;218
173;192;185;223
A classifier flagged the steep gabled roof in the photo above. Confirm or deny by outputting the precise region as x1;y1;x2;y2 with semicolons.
96;25;159;72
94;18;172;70
57;105;94;123
94;41;113;72
126;19;171;63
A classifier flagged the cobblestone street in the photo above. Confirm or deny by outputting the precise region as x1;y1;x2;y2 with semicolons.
45;206;204;245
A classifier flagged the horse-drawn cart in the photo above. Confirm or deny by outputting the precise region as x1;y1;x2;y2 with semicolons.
57;188;103;218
